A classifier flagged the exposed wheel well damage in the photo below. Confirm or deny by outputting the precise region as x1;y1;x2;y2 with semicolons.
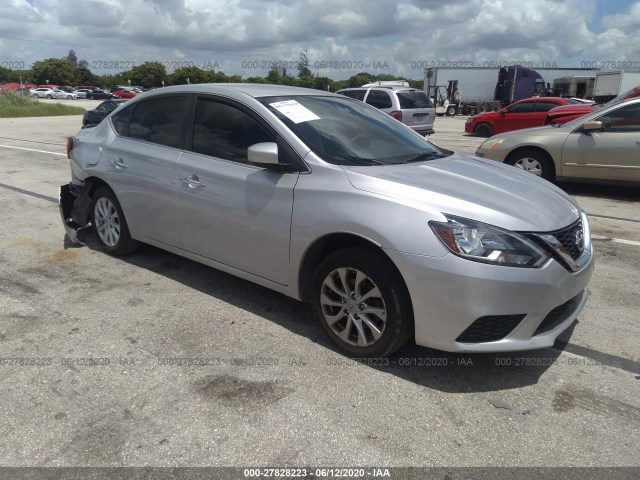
59;176;111;244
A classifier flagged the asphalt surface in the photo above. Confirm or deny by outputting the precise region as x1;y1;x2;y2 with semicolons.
0;103;638;472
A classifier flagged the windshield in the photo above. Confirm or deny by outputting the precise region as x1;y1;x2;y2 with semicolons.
259;95;450;166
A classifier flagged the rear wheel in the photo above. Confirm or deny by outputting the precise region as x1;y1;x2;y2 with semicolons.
474;123;493;137
505;149;555;182
476;103;488;114
311;247;413;358
446;105;457;116
46;94;52;99
91;187;139;255
32;94;38;98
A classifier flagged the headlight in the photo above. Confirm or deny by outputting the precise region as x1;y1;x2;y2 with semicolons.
465;117;473;123
429;215;549;267
478;138;505;150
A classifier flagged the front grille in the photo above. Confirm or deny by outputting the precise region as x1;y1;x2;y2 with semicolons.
456;314;525;343
534;293;582;336
549;219;584;260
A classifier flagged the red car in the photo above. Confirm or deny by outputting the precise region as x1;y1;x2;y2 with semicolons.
465;97;576;137
112;89;138;99
544;85;640;125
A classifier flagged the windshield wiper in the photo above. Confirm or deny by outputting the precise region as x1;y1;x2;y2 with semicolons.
402;152;448;163
337;154;385;166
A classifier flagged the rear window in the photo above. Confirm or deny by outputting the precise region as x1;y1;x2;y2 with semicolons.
339;90;366;101
396;91;434;109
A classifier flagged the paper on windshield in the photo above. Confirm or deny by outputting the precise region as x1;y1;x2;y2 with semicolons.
269;100;320;123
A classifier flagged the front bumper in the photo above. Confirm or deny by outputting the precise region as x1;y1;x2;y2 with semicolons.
385;248;594;353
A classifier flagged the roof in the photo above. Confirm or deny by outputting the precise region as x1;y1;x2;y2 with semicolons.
152;83;336;98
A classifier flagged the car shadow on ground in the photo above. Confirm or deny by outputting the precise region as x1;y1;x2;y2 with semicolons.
67;233;578;393
558;180;640;202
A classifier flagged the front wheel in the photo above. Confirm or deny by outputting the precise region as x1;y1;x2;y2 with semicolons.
91;187;139;255
446;106;456;116
46;94;52;99
474;122;493;137
505;149;555;182
311;247;413;358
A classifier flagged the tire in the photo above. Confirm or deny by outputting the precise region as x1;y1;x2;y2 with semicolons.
310;247;413;358
476;103;488;114
91;186;139;255
67;95;73;99
505;149;555;182
474;123;493;138
32;94;38;98
446;106;457;116
46;94;52;99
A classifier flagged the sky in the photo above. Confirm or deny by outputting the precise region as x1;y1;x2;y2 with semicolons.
1;0;639;80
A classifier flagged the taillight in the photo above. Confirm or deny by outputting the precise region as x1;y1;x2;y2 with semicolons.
388;110;403;121
66;137;73;159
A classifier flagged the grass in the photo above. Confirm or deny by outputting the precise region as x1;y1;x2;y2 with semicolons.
0;90;85;117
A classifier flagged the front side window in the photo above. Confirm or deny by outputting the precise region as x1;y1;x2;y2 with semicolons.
191;99;274;163
128;96;188;148
595;103;640;132
366;90;393;109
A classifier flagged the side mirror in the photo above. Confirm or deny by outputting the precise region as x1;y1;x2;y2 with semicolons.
581;121;603;132
248;142;279;166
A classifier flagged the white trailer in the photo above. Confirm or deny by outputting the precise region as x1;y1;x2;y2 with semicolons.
593;71;640;102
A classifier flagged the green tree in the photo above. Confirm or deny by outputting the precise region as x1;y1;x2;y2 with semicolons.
297;50;312;78
347;72;376;87
66;49;78;69
170;65;208;85
126;61;167;88
31;58;78;85
76;67;98;86
0;66;10;84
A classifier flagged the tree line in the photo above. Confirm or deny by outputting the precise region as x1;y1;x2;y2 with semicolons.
0;50;423;91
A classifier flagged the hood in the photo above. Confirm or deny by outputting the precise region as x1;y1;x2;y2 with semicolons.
547;104;593;115
342;153;581;232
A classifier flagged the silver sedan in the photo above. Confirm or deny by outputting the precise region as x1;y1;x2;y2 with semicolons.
60;84;593;357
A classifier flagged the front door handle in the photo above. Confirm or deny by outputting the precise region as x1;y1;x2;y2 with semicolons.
180;175;206;189
110;158;128;169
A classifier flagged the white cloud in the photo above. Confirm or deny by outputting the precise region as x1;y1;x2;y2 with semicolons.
0;0;638;80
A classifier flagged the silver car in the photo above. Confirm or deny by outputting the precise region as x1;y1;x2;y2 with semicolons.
60;84;593;357
476;97;640;182
336;86;436;135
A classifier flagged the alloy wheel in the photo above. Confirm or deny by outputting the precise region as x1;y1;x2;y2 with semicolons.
94;197;121;247
320;267;387;347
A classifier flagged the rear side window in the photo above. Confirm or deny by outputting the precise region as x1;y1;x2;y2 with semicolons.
128;96;188;148
111;104;134;136
366;90;393;109
339;90;366;101
507;101;535;113
396;91;434;109
191;99;274;163
533;101;561;112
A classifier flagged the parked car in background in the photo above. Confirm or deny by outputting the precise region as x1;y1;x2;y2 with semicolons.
466;97;576;137
336;85;436;135
51;88;78;99
545;85;640;125
30;88;56;99
476;98;640;183
111;89;139;99
73;89;94;99
61;84;593;358
86;89;115;100
82;99;128;127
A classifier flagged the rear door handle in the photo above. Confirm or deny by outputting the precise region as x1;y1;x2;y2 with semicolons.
180;175;206;189
110;158;128;169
